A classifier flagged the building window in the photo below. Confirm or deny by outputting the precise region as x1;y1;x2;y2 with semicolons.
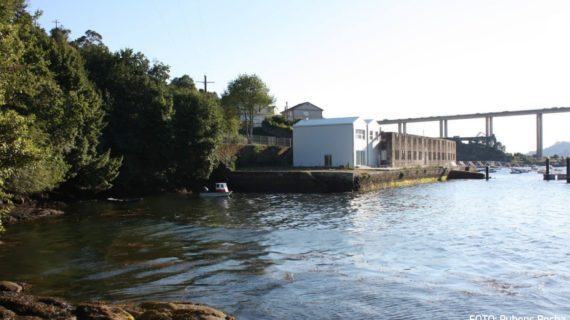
355;129;365;140
356;150;366;166
369;131;374;140
413;151;417;160
419;151;423;160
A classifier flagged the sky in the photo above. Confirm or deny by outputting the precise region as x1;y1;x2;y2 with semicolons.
28;0;570;153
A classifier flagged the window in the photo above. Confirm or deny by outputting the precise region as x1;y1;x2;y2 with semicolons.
356;150;366;166
355;129;365;140
369;131;374;140
395;150;400;160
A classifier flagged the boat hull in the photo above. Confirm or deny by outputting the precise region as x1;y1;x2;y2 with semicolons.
199;191;232;198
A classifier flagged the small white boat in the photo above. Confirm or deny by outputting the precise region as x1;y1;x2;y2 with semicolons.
199;182;233;198
511;167;530;174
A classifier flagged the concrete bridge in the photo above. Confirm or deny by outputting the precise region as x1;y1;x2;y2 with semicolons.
378;107;570;158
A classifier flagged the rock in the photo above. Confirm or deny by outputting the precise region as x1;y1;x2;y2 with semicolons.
0;294;72;319
137;309;171;320
5;206;64;225
0;281;22;293
0;282;233;320
137;302;235;320
75;303;134;320
0;305;16;319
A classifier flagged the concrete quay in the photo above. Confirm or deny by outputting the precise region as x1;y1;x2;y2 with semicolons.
227;166;451;193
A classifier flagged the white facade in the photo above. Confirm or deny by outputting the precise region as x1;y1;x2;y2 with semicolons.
293;117;381;168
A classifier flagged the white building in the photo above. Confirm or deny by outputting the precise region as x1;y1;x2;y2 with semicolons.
240;105;275;128
293;117;381;168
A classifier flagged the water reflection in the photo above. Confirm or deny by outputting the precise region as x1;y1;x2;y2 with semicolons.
0;171;569;319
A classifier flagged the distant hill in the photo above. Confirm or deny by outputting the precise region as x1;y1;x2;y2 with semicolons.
543;141;570;157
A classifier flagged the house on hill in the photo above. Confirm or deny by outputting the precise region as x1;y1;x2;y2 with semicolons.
281;102;323;121
240;105;275;128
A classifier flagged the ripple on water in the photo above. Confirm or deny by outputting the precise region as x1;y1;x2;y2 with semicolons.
0;171;569;318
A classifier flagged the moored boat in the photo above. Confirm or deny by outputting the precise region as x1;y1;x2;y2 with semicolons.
200;182;233;198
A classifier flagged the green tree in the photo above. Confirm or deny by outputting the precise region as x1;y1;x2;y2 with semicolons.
75;36;174;193
1;2;120;201
0;110;66;230
47;27;122;194
170;90;224;189
171;75;197;91
221;74;273;141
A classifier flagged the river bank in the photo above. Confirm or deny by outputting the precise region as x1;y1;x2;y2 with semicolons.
0;280;234;320
1;165;476;227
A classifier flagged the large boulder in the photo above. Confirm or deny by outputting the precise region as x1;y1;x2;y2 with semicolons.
75;303;135;320
0;282;234;320
0;281;22;293
0;294;73;318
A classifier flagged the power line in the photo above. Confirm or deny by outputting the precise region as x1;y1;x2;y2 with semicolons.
197;75;214;92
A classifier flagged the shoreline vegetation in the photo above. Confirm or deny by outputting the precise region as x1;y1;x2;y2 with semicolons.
0;280;234;320
0;1;275;231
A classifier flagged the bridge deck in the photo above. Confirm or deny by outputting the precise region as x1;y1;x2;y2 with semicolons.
378;107;570;124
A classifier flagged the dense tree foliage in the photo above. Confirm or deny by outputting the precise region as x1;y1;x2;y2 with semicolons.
1;1;239;229
0;0;120;203
170;86;224;188
221;74;273;141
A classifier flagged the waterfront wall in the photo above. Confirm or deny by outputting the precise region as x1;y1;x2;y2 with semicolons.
227;166;448;193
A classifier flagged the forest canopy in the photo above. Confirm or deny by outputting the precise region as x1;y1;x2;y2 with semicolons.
0;0;253;229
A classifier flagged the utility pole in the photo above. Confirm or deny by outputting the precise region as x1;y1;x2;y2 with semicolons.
197;75;214;92
53;19;60;29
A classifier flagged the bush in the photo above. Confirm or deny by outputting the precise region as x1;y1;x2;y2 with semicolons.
260;115;293;138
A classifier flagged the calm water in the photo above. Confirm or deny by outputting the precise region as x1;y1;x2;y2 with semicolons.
1;170;569;319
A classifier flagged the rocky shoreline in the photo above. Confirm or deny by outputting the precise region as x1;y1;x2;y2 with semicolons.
0;281;235;320
2;205;66;226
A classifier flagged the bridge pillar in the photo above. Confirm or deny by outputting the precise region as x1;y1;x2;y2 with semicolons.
439;120;444;138
489;117;494;136
444;119;448;138
398;123;402;134
536;113;543;158
402;122;407;134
